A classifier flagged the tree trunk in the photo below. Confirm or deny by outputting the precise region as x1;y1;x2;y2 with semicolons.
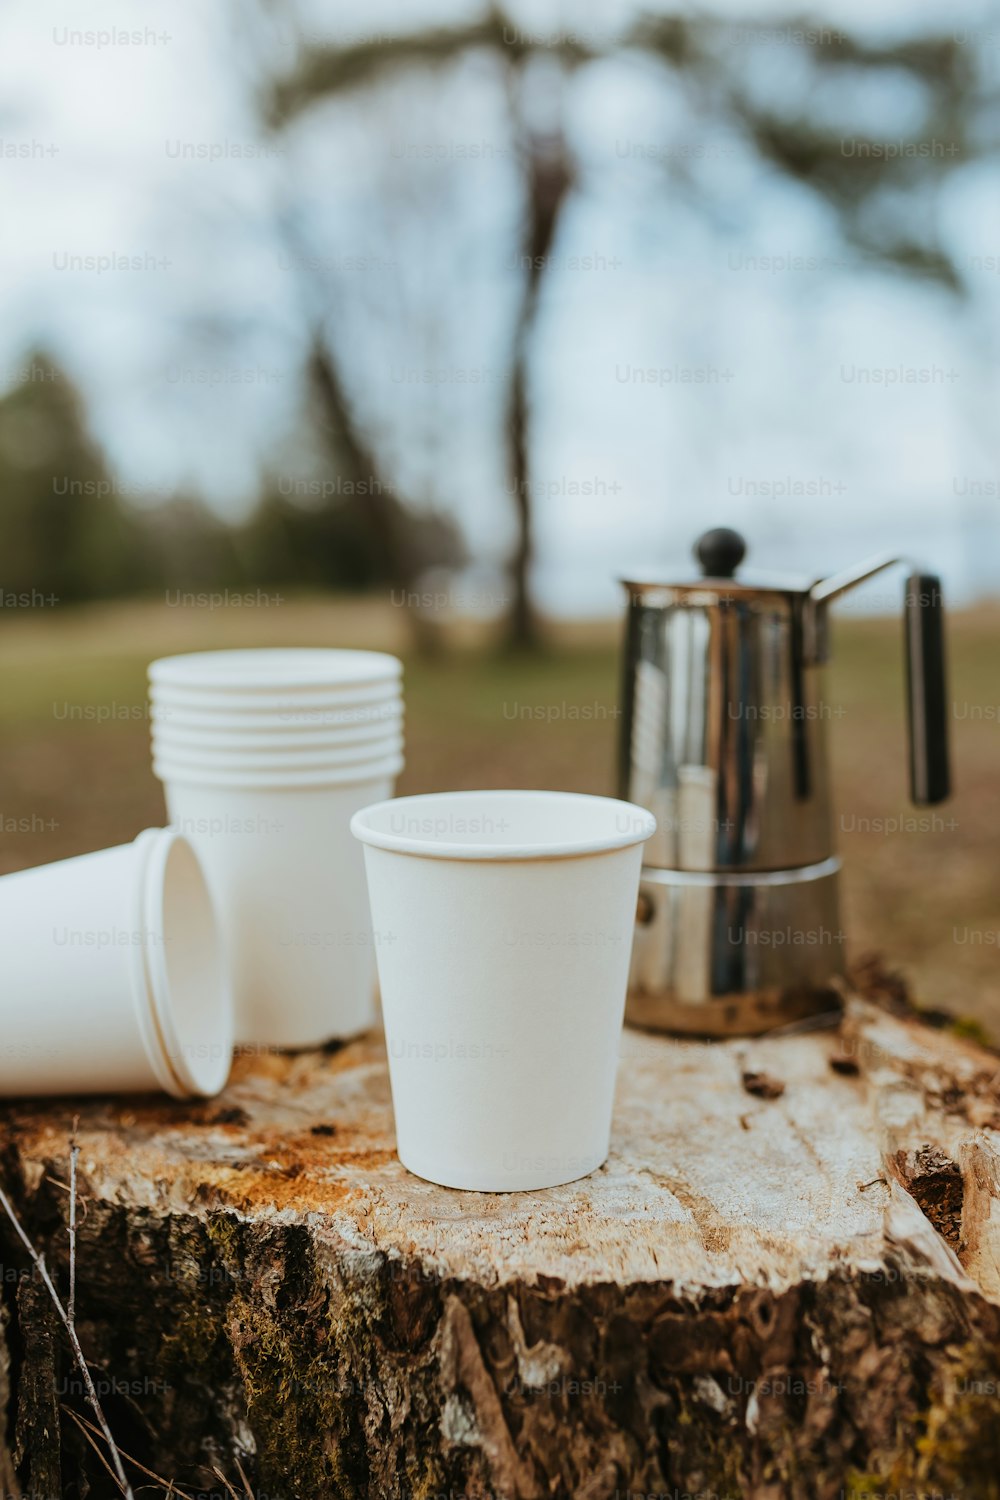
3;988;1000;1498
504;118;572;654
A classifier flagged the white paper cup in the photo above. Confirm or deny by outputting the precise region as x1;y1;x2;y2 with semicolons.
150;683;401;715
151;698;403;730
0;829;232;1099
150;648;402;694
149;734;404;772
160;775;399;1048
351;790;656;1191
148;718;404;753
153;754;403;790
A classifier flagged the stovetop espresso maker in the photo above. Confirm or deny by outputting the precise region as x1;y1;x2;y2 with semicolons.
619;528;950;1036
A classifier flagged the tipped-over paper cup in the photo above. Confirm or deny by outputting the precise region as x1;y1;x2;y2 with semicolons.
158;771;401;1048
0;829;232;1098
351;790;656;1191
150;648;401;694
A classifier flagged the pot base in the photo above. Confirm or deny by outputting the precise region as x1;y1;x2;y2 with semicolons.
626;857;845;1037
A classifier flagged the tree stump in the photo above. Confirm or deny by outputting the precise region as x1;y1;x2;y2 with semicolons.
3;984;1000;1500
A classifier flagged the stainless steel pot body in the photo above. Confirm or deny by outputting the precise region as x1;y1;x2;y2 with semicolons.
618;532;951;1036
626;859;844;1037
618;585;833;873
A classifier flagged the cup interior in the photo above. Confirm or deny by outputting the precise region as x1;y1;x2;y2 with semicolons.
150;648;401;693
145;833;232;1096
351;790;657;860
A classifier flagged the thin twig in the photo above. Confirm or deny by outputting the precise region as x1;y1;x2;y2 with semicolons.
44;1172;89;1220
69;1407;197;1497
233;1453;256;1499
0;1180;134;1499
212;1464;242;1500
64;1405;129;1494
71;1407;254;1500
69;1114;80;1324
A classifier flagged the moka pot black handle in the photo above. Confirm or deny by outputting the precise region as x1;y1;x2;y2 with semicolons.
904;573;951;805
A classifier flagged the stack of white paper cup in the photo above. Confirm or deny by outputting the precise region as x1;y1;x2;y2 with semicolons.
148;649;404;1050
0;829;232;1099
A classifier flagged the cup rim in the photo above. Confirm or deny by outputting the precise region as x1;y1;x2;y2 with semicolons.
150;648;401;692
149;735;403;769
150;705;403;734
150;683;402;712
154;755;404;789
131;829;233;1098
151;700;402;726
350;789;657;861
149;721;403;748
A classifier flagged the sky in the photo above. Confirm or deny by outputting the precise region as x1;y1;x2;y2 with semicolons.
0;0;998;615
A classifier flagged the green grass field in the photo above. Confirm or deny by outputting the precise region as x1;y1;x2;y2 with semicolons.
2;596;998;1036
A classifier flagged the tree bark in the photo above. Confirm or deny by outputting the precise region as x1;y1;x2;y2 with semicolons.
0;1294;18;1496
504;118;572;654
2;990;1000;1498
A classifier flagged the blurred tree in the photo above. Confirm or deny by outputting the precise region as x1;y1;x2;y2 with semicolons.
0;353;462;607
0;353;153;603
242;478;464;597
303;335;471;634
506;72;574;649
266;10;981;648
2;14;985;626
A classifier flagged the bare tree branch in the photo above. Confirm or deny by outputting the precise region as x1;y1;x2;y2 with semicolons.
269;11;593;123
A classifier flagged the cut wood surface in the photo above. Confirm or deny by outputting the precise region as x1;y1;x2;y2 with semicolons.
3;981;1000;1499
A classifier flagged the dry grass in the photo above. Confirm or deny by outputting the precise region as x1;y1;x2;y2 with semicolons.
1;594;997;1037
